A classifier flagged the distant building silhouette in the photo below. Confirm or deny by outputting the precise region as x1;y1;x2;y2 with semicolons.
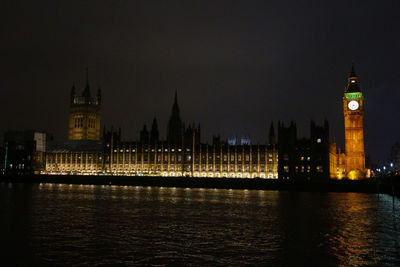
390;142;400;171
139;124;149;145
2;130;51;175
150;118;159;145
277;120;330;181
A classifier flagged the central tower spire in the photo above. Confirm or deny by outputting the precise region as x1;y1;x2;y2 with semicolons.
172;90;180;115
167;90;183;146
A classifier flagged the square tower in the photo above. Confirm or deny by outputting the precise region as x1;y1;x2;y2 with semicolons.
68;70;101;141
343;63;366;179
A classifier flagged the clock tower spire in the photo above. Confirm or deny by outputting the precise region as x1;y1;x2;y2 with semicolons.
343;61;366;179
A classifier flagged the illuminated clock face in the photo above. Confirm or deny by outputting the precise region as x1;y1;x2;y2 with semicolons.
348;100;359;111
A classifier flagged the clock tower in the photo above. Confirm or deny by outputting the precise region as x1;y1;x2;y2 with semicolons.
343;62;366;179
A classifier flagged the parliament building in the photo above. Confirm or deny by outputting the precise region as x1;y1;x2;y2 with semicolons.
43;64;368;180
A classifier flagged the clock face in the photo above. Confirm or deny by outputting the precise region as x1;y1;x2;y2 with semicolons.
348;100;359;111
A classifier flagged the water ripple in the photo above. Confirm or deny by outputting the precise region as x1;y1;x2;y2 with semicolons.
0;185;399;266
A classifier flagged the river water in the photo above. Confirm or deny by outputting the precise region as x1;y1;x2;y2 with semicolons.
1;182;399;266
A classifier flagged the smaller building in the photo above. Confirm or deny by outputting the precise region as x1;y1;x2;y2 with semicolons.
329;142;346;179
389;142;400;173
3;130;50;175
278;120;330;181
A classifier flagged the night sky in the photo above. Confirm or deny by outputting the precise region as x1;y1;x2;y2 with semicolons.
2;1;399;164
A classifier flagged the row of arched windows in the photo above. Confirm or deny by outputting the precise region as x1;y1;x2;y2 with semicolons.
74;116;96;128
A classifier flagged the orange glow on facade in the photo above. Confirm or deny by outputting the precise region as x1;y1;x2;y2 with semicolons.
330;63;368;180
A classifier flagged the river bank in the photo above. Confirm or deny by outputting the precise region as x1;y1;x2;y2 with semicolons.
1;174;399;197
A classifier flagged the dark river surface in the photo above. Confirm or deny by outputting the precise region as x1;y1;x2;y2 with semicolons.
1;182;400;266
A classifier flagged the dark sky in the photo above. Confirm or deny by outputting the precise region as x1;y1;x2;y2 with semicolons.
1;0;399;164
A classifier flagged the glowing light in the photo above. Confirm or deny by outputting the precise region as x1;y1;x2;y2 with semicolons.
345;92;362;99
348;169;365;180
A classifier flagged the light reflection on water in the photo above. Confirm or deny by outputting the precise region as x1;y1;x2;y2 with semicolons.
0;182;400;266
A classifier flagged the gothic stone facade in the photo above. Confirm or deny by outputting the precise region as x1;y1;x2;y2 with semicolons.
329;63;369;179
46;89;279;178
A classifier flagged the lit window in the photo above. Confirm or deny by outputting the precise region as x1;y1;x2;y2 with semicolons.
284;166;289;172
317;138;321;143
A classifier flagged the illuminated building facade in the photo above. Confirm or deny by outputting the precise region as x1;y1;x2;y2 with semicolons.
68;70;101;141
330;63;368;179
100;128;278;178
45;93;279;178
44;65;375;180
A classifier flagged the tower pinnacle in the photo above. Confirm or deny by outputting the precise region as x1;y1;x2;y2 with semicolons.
167;91;183;146
349;60;357;77
346;61;361;93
